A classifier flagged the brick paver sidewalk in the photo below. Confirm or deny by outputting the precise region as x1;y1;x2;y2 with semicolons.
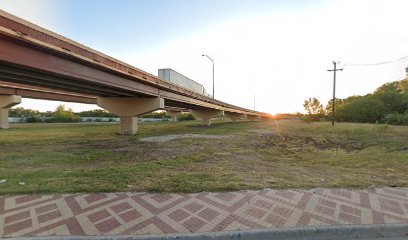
1;187;408;237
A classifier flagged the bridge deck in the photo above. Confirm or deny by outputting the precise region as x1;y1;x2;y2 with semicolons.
0;10;270;117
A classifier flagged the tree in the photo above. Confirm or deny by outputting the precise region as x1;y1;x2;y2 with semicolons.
374;81;407;114
325;98;344;116
77;109;117;118
49;104;80;123
303;97;324;115
302;97;325;122
336;95;386;123
374;81;401;94
397;78;408;93
55;104;66;113
9;107;41;118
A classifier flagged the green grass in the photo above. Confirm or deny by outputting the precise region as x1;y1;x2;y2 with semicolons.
1;120;408;194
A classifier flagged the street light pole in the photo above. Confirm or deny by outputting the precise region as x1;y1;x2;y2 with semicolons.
202;54;214;100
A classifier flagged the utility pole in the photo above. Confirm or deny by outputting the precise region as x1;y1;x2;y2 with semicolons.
327;61;343;126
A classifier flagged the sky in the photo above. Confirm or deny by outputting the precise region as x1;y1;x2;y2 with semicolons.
1;0;408;114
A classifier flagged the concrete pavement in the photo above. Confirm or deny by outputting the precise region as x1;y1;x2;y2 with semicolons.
1;187;408;238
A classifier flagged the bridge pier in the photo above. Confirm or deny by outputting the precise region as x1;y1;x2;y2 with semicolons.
97;97;164;135
190;109;224;126
225;112;246;122
247;114;261;121
166;110;181;122
0;95;22;129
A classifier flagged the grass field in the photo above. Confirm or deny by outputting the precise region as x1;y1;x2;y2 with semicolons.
0;119;408;194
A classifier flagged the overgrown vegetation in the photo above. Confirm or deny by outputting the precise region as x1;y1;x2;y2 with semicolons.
46;105;81;123
0;120;407;194
303;77;408;124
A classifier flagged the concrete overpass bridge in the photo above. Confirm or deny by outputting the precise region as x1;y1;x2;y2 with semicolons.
0;10;271;134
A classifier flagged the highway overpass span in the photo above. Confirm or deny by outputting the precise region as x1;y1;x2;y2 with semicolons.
0;10;271;134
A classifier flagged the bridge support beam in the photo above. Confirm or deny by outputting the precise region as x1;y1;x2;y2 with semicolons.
190;109;224;126
166;110;181;122
0;95;22;129
247;115;261;121
97;97;164;135
225;112;246;122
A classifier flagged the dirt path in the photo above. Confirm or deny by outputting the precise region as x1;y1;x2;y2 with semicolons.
140;134;228;142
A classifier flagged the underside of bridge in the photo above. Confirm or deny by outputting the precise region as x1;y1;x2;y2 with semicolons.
0;10;271;134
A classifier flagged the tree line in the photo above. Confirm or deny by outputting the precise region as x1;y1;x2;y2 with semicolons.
9;105;195;123
303;77;408;125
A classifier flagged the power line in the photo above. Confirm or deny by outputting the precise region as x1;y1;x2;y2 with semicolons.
343;55;408;67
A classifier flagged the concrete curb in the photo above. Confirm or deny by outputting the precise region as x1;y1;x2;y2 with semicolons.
6;223;408;240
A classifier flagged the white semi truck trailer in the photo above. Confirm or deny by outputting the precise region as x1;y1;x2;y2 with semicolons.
158;68;211;97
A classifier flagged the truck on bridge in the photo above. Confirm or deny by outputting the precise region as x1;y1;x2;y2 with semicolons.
158;68;211;97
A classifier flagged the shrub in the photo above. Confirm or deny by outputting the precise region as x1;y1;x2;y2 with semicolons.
301;114;324;122
177;113;195;121
26;115;44;123
141;111;170;119
49;113;81;123
77;109;117;118
48;105;81;123
384;112;408;125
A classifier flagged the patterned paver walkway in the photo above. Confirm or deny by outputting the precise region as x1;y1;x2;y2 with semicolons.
1;187;408;237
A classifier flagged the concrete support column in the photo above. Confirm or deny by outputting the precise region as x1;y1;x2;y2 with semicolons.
225;112;246;122
247;114;261;121
0;95;22;129
119;116;138;135
166;110;181;122
190;109;224;126
97;97;164;135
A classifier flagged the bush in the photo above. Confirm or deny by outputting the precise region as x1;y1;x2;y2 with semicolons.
177;113;195;121
384;112;408;125
47;105;81;123
141;111;169;119
48;113;81;123
336;95;386;123
9;107;41;118
301;114;324;122
77;109;117;118
26;115;44;123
